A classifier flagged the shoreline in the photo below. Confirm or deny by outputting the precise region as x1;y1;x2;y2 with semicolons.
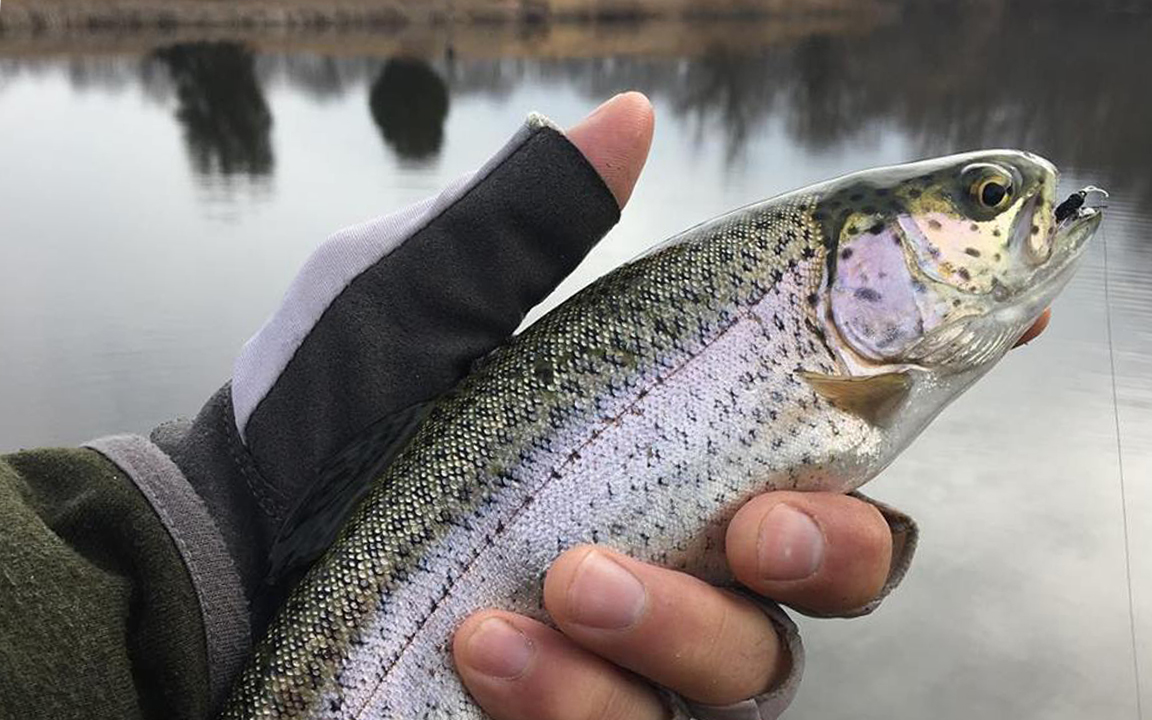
0;0;891;36
0;4;896;60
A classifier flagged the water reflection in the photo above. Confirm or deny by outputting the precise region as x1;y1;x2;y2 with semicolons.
149;42;274;177
6;4;1149;201
369;57;450;162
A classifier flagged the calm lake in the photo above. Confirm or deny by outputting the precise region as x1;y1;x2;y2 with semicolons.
1;4;1148;719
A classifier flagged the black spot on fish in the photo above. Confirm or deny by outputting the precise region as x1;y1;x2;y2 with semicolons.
993;228;1002;237
533;359;555;385
994;252;1002;261
854;287;882;302
969;223;979;232
953;298;962;307
912;279;927;293
1031;225;1040;235
868;222;885;234
957;267;971;281
840;247;854;260
965;247;982;257
806;292;818;306
892;235;902;245
847;225;859;235
928;219;942;230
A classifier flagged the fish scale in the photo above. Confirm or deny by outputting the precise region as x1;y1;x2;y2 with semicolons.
223;150;1102;719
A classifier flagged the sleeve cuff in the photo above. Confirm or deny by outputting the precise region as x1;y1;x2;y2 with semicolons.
84;434;252;711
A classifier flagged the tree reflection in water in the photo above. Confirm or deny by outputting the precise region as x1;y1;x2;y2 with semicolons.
150;42;273;178
32;3;1141;203
369;58;450;163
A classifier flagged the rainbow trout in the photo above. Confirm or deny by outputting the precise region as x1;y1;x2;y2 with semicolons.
223;151;1103;719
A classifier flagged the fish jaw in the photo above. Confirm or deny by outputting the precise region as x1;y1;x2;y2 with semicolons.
1010;204;1102;325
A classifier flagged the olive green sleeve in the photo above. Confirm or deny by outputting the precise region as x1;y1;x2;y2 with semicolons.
0;448;210;720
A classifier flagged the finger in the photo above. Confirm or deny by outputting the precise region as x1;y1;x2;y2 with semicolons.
1013;307;1051;346
543;546;785;705
453;610;668;720
566;91;655;208
725;492;893;616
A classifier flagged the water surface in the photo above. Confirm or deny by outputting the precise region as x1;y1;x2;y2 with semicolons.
1;6;1148;718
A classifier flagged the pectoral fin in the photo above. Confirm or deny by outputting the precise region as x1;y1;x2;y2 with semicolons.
799;370;912;426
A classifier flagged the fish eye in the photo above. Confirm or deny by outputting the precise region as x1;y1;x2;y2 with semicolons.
963;164;1015;211
977;178;1011;208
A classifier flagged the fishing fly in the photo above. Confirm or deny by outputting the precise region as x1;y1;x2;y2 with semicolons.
1055;185;1109;223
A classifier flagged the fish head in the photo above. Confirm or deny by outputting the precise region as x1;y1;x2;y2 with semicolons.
796;151;1102;449
813;149;1102;379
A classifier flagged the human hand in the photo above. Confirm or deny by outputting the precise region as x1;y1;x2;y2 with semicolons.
454;491;908;719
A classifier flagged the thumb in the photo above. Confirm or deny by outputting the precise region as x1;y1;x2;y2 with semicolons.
566;92;655;209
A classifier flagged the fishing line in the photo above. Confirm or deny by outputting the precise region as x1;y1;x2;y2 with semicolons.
1100;217;1143;719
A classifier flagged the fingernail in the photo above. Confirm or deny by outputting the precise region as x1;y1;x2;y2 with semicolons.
757;504;825;581
568;551;646;629
465;618;534;679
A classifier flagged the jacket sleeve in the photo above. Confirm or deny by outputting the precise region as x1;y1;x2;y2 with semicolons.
0;448;211;720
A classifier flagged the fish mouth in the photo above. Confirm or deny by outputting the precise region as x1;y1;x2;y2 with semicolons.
986;187;1104;351
1052;200;1103;266
1033;185;1106;278
1042;198;1102;287
1001;189;1103;342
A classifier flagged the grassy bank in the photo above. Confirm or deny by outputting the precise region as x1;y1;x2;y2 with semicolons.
0;0;890;35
